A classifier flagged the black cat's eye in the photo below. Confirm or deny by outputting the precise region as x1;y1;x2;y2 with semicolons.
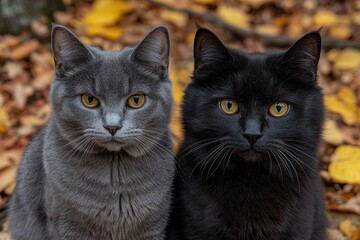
219;99;239;115
81;94;99;108
127;94;146;109
269;102;289;117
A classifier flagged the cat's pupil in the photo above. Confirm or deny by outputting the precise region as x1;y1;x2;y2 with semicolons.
133;96;139;104
88;96;94;103
276;104;282;112
227;101;232;109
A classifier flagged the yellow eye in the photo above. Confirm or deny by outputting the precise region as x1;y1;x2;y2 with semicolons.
219;99;239;115
81;94;99;108
269;102;289;117
127;94;146;108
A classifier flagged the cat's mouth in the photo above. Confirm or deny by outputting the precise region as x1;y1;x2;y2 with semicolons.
236;149;266;161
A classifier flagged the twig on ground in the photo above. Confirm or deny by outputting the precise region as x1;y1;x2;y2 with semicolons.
146;0;360;49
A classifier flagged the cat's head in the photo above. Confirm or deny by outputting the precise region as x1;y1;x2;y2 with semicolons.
182;28;323;174
50;24;172;156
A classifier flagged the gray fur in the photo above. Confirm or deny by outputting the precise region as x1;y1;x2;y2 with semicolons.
8;24;174;240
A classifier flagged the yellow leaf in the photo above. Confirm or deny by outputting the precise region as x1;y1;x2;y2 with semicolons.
170;67;191;105
329;145;360;184
160;10;187;28
339;219;360;240
322;119;344;145
313;10;339;27
255;24;280;36
333;48;360;71
324;87;360;125
0;107;9;134
87;26;122;40
353;12;360;25
217;5;249;29
326;49;340;62
329;25;351;39
83;0;133;27
195;0;216;4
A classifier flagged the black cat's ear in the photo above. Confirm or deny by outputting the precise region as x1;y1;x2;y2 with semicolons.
279;31;321;82
194;28;231;76
130;25;170;73
51;24;93;76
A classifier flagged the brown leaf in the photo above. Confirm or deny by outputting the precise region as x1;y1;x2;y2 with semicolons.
10;39;40;60
0;167;17;192
33;71;54;90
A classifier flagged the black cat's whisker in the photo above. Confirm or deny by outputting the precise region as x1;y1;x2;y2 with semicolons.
188;142;222;179
277;149;301;192
205;145;228;179
209;147;232;179
268;149;284;183
277;146;310;181
180;138;220;157
276;141;325;168
199;144;225;179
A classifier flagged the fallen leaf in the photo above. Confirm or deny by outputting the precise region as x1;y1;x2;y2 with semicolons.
324;87;360;125
333;48;360;71
329;145;360;184
4;182;16;195
33;71;54;90
0;106;9;134
10;40;40;60
160;10;187;28
323;119;344;145
327;229;347;240
86;26;122;40
313;10;339;27
0;167;17;192
217;5;249;29
340;219;360;240
330;25;352;39
83;0;133;27
255;24;280;36
3;61;24;79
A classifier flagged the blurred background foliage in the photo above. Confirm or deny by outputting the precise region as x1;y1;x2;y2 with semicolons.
0;0;359;239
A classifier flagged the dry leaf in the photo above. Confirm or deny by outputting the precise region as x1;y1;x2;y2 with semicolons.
87;26;122;40
33;71;54;90
10;40;40;60
333;48;360;71
0;167;17;192
324;87;360;125
323;119;344;145
160;10;187;28
329;145;360;184
340;219;360;240
330;25;352;39
327;229;348;240
217;5;249;29
0;106;9;135
83;0;133;27
255;24;280;36
313;10;339;27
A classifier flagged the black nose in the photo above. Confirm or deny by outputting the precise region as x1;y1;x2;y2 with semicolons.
104;126;119;136
243;133;263;145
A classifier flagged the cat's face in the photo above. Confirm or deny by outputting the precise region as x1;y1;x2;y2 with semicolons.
50;25;172;156
182;29;323;172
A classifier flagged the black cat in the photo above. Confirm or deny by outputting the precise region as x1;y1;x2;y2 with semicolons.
166;28;327;240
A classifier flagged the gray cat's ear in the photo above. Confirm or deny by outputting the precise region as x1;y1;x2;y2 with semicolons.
51;24;93;76
130;26;170;73
194;28;231;76
279;31;321;82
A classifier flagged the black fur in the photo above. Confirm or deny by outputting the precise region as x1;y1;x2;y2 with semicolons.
166;29;327;240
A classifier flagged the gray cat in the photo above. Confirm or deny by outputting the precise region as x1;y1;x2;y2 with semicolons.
8;24;174;240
